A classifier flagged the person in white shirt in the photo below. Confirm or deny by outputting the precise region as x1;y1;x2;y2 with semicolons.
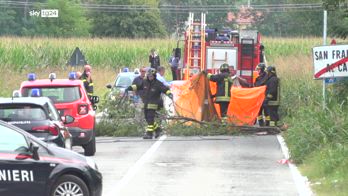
156;66;171;87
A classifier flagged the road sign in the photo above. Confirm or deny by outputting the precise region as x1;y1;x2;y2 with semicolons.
68;47;87;66
313;44;348;79
325;78;337;84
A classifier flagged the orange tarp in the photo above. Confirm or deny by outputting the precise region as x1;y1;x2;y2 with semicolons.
171;73;218;122
227;86;266;125
171;73;266;125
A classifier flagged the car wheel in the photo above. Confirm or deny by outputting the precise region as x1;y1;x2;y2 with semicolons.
50;175;89;196
83;134;96;156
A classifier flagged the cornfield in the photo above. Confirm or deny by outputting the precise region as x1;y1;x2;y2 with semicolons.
0;37;177;69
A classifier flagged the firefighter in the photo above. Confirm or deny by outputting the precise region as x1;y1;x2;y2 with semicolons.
205;63;234;121
264;66;280;126
254;63;267;87
80;64;94;99
254;63;268;126
127;68;173;139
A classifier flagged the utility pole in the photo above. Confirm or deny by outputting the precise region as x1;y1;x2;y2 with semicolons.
322;10;327;110
24;0;29;23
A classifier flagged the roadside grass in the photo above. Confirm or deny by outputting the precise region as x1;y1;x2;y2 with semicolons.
301;144;348;196
275;54;348;195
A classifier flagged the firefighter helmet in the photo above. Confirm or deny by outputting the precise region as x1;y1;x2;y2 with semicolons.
146;68;157;78
266;65;276;74
220;63;230;73
256;63;266;72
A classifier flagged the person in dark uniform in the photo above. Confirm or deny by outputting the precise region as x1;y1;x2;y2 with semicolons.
127;68;173;139
149;48;160;70
254;63;268;126
80;64;94;99
264;66;280;126
132;67;146;101
206;63;234;121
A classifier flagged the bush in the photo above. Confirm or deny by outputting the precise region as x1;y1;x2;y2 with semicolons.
284;101;348;163
95;95;145;137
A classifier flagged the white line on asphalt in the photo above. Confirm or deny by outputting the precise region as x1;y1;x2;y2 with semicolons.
276;135;313;196
107;135;167;196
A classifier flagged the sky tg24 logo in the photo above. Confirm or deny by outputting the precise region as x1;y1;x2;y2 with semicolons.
29;9;59;18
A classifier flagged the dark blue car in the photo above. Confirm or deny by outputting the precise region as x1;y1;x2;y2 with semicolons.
0;120;102;196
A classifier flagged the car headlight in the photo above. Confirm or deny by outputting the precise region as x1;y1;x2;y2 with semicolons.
85;157;98;171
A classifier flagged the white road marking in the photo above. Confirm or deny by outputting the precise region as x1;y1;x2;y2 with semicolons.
277;135;314;196
107;135;167;196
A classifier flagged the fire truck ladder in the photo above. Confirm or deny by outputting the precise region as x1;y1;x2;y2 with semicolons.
185;12;206;80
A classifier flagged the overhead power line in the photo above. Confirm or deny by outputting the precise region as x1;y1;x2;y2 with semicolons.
0;1;344;13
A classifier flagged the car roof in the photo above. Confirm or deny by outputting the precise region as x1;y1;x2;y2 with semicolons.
0;97;52;106
117;72;139;77
21;79;83;87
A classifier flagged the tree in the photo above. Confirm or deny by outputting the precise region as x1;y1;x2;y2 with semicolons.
0;9;21;35
0;1;22;36
90;0;166;38
323;0;348;39
24;0;90;37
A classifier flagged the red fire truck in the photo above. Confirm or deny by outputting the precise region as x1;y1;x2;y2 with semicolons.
177;12;264;84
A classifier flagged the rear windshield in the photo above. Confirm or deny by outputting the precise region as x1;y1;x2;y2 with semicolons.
22;87;81;103
0;105;47;121
115;75;135;88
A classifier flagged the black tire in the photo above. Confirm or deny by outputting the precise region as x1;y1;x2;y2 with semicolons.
50;174;89;196
83;133;96;156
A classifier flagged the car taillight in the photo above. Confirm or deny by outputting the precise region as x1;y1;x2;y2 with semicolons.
32;125;59;136
78;104;88;115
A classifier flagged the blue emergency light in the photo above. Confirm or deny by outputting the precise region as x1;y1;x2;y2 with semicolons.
28;73;36;81
31;88;41;97
68;72;77;80
123;67;129;72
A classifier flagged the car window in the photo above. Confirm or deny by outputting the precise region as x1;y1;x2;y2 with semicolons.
114;75;134;88
0;125;28;152
0;105;47;121
22;87;81;103
47;102;60;121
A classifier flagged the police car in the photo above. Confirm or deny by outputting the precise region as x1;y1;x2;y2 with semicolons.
106;68;140;101
19;73;99;156
0;120;102;196
0;96;74;149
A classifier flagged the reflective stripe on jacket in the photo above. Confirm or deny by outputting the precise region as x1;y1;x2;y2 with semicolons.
208;72;233;102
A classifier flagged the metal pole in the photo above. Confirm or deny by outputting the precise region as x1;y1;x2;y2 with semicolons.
322;10;327;109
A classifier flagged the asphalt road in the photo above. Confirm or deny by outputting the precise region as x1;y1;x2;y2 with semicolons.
75;135;310;196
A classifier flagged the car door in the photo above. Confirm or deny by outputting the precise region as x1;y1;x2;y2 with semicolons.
0;124;53;196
